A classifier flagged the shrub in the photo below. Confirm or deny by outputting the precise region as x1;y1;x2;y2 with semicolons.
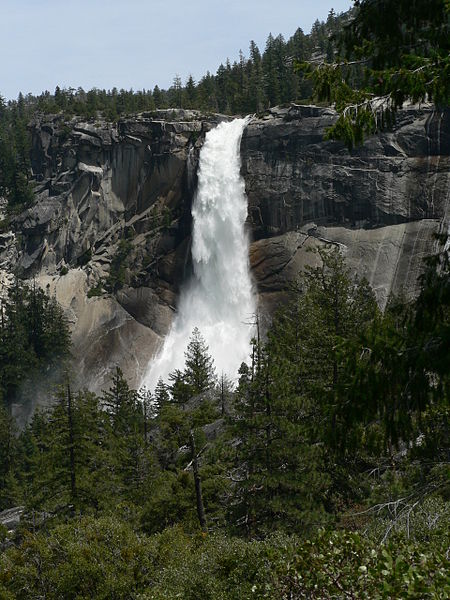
105;238;132;292
260;529;450;599
87;283;103;298
0;517;154;600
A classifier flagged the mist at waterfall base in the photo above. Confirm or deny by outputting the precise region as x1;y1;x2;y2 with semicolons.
143;118;256;391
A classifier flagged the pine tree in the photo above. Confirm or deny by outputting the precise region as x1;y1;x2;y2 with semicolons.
262;33;281;107
102;367;138;432
101;368;153;499
170;75;183;108
218;372;233;416
152;85;165;108
139;387;153;444
0;402;20;509
184;75;197;108
196;72;218;111
168;369;192;405
338;233;450;450
23;387;108;514
0;280;70;407
231;246;380;534
184;327;216;394
154;377;170;411
231;330;330;535
248;41;266;112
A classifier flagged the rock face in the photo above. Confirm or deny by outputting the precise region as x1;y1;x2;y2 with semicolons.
1;105;448;413
5;109;228;399
0;506;24;534
243;104;450;309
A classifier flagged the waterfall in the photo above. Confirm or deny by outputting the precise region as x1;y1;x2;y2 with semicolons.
143;117;255;389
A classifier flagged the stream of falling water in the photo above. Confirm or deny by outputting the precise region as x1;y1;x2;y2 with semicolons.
143;117;255;389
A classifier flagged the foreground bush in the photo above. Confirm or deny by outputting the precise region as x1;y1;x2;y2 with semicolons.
0;518;448;599
262;529;450;599
0;517;153;599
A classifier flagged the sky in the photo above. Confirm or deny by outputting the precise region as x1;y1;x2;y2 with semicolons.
0;0;352;100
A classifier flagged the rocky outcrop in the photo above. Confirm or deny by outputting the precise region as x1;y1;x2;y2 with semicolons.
0;506;24;534
4;109;228;398
1;104;448;412
21;109;227;279
0;197;18;299
243;104;450;308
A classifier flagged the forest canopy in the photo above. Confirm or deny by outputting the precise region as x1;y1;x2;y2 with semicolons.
0;242;448;598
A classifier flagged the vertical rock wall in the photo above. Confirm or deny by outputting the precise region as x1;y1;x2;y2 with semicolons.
242;104;450;310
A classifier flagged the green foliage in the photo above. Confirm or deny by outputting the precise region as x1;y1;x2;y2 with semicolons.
140;471;197;534
0;279;71;407
0;523;447;599
102;366;138;429
184;327;216;394
336;235;450;451
300;0;450;147
0;10;447;596
21;388;110;514
13;369;158;519
101;367;156;503
0;403;20;509
0;516;155;599
165;328;216;406
105;237;133;292
87;283;103;297
167;368;192;405
0;236;447;600
154;377;170;411
230;246;380;535
262;528;450;599
0;94;34;210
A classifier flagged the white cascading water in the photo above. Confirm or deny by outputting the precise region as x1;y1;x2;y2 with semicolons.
143;117;255;389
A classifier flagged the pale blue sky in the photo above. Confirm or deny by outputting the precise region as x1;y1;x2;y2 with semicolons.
0;0;352;100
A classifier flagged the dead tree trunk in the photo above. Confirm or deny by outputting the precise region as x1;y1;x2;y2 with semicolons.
189;430;207;532
67;383;77;503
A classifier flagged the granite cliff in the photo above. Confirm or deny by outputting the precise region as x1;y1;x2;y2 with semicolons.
0;105;448;406
243;104;449;316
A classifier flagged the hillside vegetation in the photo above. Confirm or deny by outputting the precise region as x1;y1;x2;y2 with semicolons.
0;243;448;598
